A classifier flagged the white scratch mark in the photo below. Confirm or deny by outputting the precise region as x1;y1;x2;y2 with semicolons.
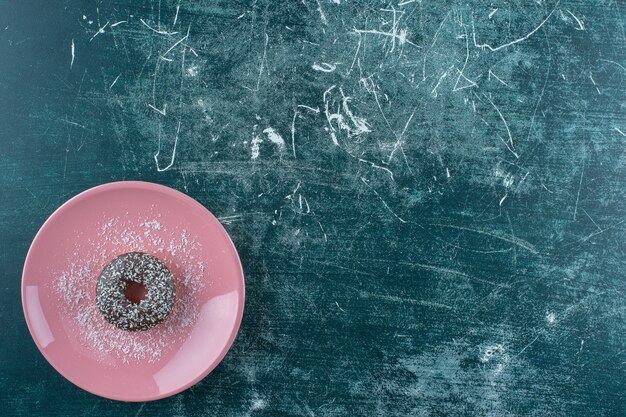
109;74;121;89
432;223;539;254
323;85;371;145
361;177;407;223
312;62;336;72
573;163;584;221
399;260;506;287
488;69;508;86
323;86;341;146
581;208;602;232
61;119;86;129
513;335;540;359
341;88;371;136
244;33;268;92
369;87;412;172
453;72;477;91
218;214;244;225
148;103;167;116
489;8;498;19
453;28;477;92
541;182;554;193
388;108;415;164
329;131;339;146
347;32;362;75
516;172;530;191
154;121;180;172
70;39;75;68
565;9;585;30
90;21;109;41
173;4;180;26
486;94;519;158
315;0;328;25
431;70;449;97
358;159;394;181
398;0;417;5
360;5;420;53
291;110;298;158
154;25;189;172
499;194;508;206
111;21;127;28
353;28;416;50
297;104;320;113
579;219;626;243
615;127;626;137
134;403;145;417
335;301;346;312
526;28;551;145
589;72;601;94
422;12;450;80
359;290;452;309
317;221;327;241
161;34;189;58
598;59;626;73
473;2;560;52
140;18;178;35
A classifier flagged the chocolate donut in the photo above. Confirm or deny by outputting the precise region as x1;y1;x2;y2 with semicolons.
96;252;175;331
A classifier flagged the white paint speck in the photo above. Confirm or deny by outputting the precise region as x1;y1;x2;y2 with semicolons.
186;64;199;77
251;397;267;411
263;127;285;147
312;62;336;72
251;134;263;160
480;344;505;363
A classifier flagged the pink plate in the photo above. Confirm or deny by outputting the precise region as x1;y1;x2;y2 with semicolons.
21;181;245;402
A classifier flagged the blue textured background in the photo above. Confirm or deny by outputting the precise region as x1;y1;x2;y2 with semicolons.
1;0;625;415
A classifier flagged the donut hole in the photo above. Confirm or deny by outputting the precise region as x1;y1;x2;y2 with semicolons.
123;281;147;304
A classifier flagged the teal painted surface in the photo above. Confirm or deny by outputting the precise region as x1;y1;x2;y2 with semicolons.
1;0;625;415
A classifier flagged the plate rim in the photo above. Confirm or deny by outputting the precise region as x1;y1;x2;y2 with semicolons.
21;180;245;402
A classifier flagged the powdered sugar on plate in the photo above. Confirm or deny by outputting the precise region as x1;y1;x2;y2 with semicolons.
52;213;207;364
